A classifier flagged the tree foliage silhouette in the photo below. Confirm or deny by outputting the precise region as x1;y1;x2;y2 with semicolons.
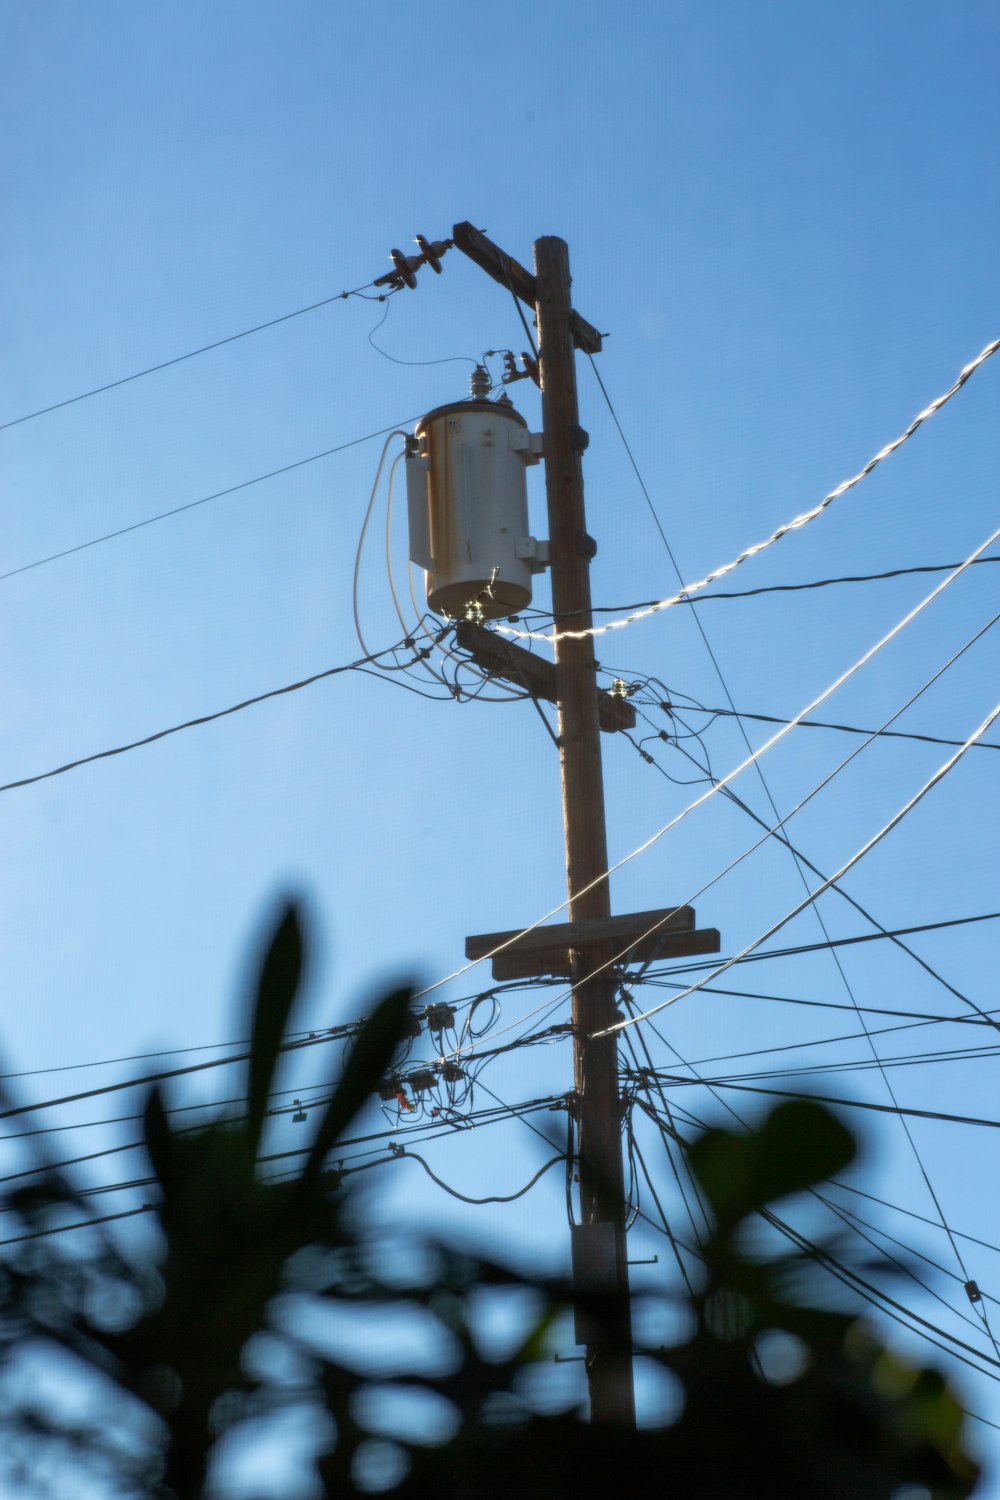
0;903;982;1498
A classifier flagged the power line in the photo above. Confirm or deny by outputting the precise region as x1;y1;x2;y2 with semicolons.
0;417;423;584
637;1085;1000;1379
673;1029;1000;1083
629;697;1000;1312
631;652;1000;1033
0;1093;567;1238
634;1072;1000;1131
584;356;984;1323
826;1177;1000;1260
497;334;1000;645
0;636;429;795
421;525;1000;1013
601;697;1000;1038
756;1201;1000;1379
636;1090;1000;1380
562;554;1000;618
650;910;1000;970
0;279;391;434
689;1039;1000;1088
0;1022;567;1157
0;980;514;1088
675;703;1000;754
563;600;1000;1054
627;926;1000;1384
0;1028;346;1123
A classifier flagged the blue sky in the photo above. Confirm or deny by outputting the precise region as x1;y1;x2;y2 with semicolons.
3;0;1000;1490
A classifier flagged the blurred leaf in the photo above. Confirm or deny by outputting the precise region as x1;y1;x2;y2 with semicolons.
299;984;414;1191
753;1100;855;1206
142;1087;176;1204
246;903;304;1152
689;1100;855;1228
0;905;981;1500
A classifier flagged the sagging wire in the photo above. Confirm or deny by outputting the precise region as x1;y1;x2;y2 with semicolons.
386;1145;565;1206
0;1095;570;1236
365;294;479;371
495;334;1000;646
403;517;1000;1021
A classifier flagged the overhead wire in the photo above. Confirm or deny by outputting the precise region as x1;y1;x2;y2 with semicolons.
0;1027;570;1174
0;981;548;1136
553;553;1000;619
495;334;1000;645
0;635;431;795
756;1200;1000;1381
639;912;1000;974
599;694;1000;1039
410;518;1000;1010
826;1178;1000;1261
641;1086;995;1344
0;278;395;433
388;1148;565;1206
0;1085;566;1196
611;602;1000;1048
633;1066;1000;1378
0;1091;569;1241
646;996;1000;1072
670;703;1000;755
813;1189;1000;1316
674;1039;1000;1088
655;724;1000;1028
583;351;997;1327
1;417;425;585
514;600;1000;1070
366;295;478;370
0;1026;353;1124
634;1074;1000;1132
618;1010;706;1295
627;688;1000;1311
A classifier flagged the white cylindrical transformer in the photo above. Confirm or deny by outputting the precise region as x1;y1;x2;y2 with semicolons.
405;397;545;620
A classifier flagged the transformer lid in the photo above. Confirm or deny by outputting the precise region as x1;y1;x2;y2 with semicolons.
415;396;527;435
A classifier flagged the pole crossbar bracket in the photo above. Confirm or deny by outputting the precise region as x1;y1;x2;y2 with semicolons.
466;908;721;982
455;621;634;732
452;222;603;355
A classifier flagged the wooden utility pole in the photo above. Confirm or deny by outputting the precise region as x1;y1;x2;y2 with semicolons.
452;221;715;1424
533;236;635;1427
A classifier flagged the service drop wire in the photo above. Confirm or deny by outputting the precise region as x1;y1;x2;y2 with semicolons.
599;695;1000;1040
407;514;1000;1007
